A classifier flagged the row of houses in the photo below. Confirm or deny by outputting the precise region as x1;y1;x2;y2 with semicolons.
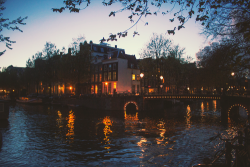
31;42;141;97
2;41;250;97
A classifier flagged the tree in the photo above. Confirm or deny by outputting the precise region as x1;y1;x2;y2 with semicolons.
0;0;27;56
54;0;250;42
196;38;248;90
139;33;188;94
42;42;59;96
140;33;172;59
69;34;85;55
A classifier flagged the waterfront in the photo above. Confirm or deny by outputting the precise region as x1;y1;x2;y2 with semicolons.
0;100;248;166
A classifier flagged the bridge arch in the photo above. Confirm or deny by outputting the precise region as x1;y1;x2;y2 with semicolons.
124;101;139;111
228;103;249;121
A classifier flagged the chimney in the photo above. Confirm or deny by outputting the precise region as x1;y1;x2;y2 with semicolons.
115;45;117;48
80;43;83;53
68;48;71;56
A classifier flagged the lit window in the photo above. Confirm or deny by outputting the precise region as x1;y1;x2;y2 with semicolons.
149;88;154;93
95;85;98;94
114;82;116;89
132;74;135;81
99;73;102;82
113;71;116;80
108;72;111;81
137;74;140;81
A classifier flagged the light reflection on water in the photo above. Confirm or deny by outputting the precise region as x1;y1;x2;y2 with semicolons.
0;100;247;166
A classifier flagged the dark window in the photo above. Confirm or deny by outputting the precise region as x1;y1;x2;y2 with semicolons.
137;85;139;93
95;74;98;82
132;85;135;94
131;64;134;69
113;63;116;70
99;73;102;82
108;64;111;71
95;66;98;72
99;65;102;71
100;48;104;52
93;46;97;51
104;72;107;81
104;65;107;71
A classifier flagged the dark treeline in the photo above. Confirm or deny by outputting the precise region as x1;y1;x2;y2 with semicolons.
0;40;91;97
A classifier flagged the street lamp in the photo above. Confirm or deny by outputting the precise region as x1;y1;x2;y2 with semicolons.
140;73;144;95
160;75;164;94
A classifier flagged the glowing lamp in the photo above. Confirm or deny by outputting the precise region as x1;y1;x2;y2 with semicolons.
140;73;144;78
160;76;163;80
70;86;72;90
105;82;108;85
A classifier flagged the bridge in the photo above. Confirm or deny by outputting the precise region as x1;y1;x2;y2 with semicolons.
64;94;250;123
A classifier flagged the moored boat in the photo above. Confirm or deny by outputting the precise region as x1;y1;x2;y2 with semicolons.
16;97;43;104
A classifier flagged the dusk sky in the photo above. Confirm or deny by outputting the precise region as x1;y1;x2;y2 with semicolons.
0;0;209;70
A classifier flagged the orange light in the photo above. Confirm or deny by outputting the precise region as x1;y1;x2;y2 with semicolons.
70;86;72;90
105;82;108;85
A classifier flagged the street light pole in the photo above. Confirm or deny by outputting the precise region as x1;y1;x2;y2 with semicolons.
140;73;144;96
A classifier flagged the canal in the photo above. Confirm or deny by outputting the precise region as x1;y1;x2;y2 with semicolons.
0;100;248;166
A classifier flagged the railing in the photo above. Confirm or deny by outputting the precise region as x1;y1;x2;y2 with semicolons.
144;95;221;100
193;126;250;167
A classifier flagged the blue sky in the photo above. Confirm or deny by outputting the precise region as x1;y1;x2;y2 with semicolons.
0;0;208;69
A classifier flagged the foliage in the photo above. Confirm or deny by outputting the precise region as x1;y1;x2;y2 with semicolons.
54;0;250;42
140;33;172;59
196;38;249;88
0;0;27;56
69;34;85;55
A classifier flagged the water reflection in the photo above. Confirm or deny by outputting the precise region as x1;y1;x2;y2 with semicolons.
0;102;246;166
213;100;217;112
185;105;191;129
102;116;113;150
66;110;75;143
156;119;166;145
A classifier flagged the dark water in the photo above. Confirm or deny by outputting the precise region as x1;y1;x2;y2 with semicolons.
0;100;247;166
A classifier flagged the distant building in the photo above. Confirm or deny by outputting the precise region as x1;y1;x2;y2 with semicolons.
90;42;140;95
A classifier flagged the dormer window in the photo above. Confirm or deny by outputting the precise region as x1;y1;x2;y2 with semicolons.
93;46;97;51
100;48;104;52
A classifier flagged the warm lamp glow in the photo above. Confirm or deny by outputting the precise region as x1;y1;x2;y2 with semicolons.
160;76;163;80
140;73;144;78
105;82;108;85
231;72;234;76
70;86;72;90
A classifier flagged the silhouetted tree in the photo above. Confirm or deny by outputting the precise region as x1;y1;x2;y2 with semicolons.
0;0;27;56
54;0;250;42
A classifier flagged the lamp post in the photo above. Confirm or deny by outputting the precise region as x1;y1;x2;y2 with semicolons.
160;75;163;94
140;73;144;95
